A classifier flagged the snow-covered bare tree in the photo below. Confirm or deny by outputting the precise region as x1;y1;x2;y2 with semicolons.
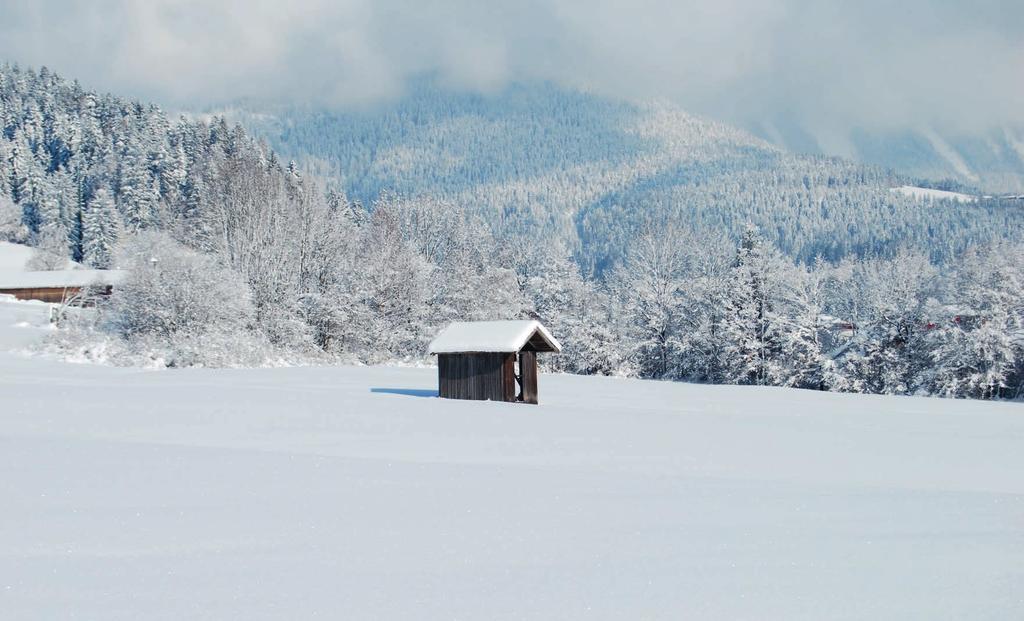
107;232;255;340
926;244;1022;398
0;192;28;242
26;226;71;270
606;224;694;379
777;258;845;390
507;237;622;375
839;249;938;394
719;227;792;386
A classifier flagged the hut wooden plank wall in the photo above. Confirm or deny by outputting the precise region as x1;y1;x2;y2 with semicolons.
428;320;562;404
437;352;517;402
0;285;113;304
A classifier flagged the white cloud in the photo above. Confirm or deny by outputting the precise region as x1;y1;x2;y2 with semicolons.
0;0;1020;133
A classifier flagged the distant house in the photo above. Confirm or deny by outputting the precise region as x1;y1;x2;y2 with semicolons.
0;269;127;304
428;320;562;404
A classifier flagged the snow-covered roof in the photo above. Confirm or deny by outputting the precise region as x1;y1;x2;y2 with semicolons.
428;320;562;354
0;269;128;290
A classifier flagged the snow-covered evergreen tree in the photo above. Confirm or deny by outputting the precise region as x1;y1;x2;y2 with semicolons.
117;139;160;231
81;187;121;268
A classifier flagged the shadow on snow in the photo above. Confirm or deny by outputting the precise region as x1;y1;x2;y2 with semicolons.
370;388;439;398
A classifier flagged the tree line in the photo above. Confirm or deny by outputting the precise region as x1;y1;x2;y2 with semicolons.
52;183;1024;401
2;63;1022;399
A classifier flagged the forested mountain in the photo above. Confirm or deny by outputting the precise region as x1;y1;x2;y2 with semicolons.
227;79;1024;272
6;58;1016;276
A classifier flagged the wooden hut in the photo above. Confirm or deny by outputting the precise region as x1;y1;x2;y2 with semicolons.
428;320;562;404
0;269;126;304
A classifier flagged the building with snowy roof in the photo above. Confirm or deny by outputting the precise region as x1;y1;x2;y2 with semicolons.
0;269;127;304
428;320;561;404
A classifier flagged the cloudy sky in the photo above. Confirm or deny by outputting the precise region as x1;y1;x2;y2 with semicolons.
1;0;1021;137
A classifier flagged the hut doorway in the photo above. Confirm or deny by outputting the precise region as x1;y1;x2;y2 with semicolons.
518;350;538;404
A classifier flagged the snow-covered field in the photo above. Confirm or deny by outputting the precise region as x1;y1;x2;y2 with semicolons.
1;296;1023;620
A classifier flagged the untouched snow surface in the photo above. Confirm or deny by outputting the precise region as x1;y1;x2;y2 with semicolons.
1;298;1023;619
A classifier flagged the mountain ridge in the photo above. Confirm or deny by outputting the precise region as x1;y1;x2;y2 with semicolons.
751;118;1024;194
219;79;1024;270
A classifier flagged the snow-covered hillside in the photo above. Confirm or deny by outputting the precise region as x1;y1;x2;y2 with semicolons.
1;297;1022;619
890;185;977;203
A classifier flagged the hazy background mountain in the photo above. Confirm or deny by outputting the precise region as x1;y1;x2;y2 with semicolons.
750;119;1024;194
221;79;1024;272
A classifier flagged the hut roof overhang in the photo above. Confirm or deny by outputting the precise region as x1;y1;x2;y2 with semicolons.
428;320;562;354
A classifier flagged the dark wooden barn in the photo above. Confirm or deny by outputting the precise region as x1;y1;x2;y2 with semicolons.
428;320;562;404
